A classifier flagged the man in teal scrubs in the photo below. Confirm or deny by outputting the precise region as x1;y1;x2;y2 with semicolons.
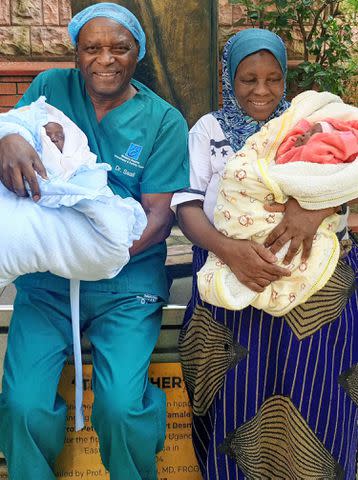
0;3;188;479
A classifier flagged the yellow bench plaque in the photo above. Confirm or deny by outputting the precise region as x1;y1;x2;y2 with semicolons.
55;363;201;480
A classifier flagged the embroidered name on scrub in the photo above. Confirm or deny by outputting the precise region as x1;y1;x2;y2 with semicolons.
136;293;159;304
114;143;144;177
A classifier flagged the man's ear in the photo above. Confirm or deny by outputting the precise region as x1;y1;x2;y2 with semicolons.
135;40;140;63
75;46;79;67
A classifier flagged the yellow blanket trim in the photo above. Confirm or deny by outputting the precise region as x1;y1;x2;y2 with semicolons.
257;107;296;204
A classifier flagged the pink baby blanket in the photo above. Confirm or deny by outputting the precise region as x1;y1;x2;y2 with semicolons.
276;118;358;165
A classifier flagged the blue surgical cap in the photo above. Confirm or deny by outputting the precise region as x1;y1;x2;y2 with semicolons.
227;29;287;88
68;2;146;61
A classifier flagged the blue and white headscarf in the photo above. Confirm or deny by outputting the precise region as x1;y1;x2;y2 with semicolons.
68;2;146;61
213;29;290;152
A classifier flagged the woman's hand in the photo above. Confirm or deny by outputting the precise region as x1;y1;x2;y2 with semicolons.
264;198;335;264
177;200;291;293
219;238;291;293
0;134;47;201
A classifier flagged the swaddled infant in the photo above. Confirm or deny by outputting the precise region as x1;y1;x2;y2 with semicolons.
0;95;103;188
197;91;358;316
276;118;358;165
0;96;147;285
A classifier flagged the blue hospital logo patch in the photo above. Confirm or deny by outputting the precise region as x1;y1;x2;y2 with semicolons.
125;143;143;160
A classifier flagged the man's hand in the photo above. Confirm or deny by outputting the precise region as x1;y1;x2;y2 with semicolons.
264;198;335;264
220;238;291;293
0;134;47;201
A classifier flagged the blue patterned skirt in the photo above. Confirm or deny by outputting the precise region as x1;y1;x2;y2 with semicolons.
179;244;358;480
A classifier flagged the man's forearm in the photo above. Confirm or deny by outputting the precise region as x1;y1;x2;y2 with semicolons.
129;210;174;257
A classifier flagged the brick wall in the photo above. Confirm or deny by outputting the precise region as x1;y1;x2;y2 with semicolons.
0;74;32;112
218;0;246;48
0;0;246;61
0;61;75;112
1;0;246;61
0;0;244;113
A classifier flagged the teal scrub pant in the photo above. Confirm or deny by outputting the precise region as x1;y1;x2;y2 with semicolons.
0;284;166;480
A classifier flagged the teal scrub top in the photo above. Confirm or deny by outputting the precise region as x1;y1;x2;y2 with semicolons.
16;68;189;300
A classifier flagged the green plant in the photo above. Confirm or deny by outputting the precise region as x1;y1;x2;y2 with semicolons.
228;0;358;97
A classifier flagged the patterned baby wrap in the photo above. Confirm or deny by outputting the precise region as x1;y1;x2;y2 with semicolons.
198;90;358;316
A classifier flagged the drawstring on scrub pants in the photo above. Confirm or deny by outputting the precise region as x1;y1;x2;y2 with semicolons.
70;279;85;431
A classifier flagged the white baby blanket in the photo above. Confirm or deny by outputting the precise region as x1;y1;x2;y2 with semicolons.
0;96;98;181
0;97;147;286
198;91;358;315
0;172;146;286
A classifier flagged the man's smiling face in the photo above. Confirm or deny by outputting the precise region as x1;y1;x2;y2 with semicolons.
77;17;139;102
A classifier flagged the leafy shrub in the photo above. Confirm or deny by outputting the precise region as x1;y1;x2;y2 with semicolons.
228;0;358;97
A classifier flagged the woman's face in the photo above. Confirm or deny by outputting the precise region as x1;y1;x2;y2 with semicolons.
234;50;284;121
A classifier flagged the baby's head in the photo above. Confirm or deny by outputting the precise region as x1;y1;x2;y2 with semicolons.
44;122;65;152
294;122;323;147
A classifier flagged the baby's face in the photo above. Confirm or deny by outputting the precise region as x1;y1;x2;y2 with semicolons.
44;122;65;152
295;123;323;147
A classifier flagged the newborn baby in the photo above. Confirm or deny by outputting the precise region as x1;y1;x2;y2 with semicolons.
276;118;358;164
44;122;65;152
197;91;358;316
0;95;147;281
0;95;100;183
294;122;325;147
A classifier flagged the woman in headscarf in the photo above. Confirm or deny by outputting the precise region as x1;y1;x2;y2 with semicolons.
172;29;358;480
